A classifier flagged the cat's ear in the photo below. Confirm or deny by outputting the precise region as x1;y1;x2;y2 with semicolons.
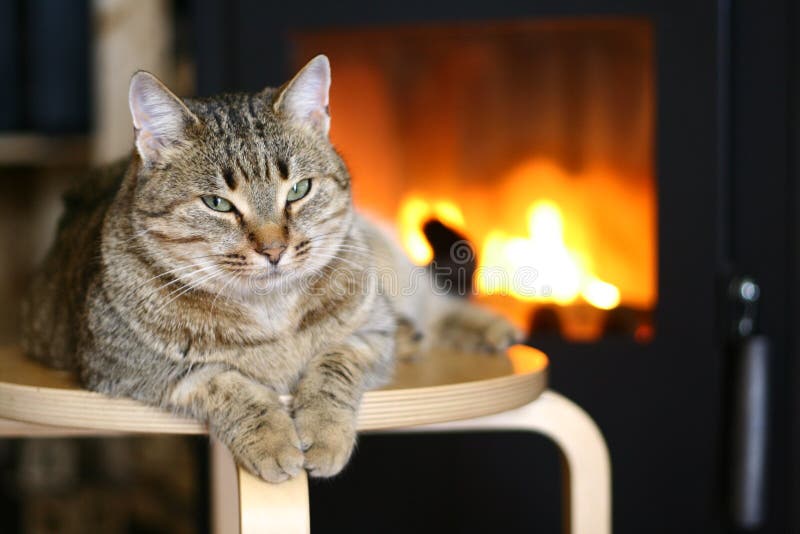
273;55;331;136
128;71;198;163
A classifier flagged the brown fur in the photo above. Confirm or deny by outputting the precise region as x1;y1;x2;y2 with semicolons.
21;56;519;482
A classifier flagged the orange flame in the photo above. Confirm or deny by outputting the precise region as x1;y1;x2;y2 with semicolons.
297;20;657;341
398;197;465;265
476;200;620;309
398;195;621;311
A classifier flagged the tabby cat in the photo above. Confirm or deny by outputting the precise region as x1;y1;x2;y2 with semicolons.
21;56;519;482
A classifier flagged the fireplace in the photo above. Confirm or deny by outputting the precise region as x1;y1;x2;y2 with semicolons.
193;1;798;532
293;20;656;343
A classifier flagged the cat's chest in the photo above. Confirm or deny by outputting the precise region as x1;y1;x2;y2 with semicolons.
175;290;303;354
245;290;303;335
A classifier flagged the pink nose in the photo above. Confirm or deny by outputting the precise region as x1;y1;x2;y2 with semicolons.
259;244;287;265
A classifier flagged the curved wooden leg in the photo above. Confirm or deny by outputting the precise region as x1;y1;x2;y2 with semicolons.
393;390;611;534
210;437;310;534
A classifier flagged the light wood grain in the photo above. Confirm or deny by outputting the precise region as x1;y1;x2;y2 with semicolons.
210;436;311;534
0;344;547;434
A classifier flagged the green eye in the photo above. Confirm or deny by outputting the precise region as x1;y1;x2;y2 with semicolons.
287;179;311;202
201;195;234;212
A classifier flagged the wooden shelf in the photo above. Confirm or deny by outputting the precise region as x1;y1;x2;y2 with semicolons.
0;133;89;168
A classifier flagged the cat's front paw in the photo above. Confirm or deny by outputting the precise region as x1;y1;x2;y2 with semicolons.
225;409;305;483
433;305;522;354
293;403;357;478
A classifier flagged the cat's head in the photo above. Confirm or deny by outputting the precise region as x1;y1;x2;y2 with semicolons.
126;55;353;297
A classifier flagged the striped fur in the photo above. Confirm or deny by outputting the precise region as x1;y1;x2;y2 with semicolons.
21;56;519;482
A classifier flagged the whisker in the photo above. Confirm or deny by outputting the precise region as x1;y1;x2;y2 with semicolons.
211;270;241;311
330;242;372;251
225;273;242;305
152;268;225;315
324;246;374;258
140;261;215;286
313;246;375;261
185;253;237;261
152;263;217;292
160;265;220;299
305;232;349;243
309;252;364;271
136;262;219;305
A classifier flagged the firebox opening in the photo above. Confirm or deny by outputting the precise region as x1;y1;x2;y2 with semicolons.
293;18;656;343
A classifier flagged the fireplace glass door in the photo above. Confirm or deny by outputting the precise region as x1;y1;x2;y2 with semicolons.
293;19;656;343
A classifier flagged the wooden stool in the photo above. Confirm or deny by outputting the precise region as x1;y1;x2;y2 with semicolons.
0;345;610;534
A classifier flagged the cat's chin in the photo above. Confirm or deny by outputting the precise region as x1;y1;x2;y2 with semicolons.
233;268;299;298
200;260;325;302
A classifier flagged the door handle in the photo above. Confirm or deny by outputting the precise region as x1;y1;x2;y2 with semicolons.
727;277;770;529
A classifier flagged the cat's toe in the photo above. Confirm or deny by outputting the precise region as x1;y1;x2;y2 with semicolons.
303;440;353;477
294;409;356;478
254;443;305;483
483;318;523;352
228;410;305;483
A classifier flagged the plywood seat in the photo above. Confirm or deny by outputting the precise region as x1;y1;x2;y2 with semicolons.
0;345;610;534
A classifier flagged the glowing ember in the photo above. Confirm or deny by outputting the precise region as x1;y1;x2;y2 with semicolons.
583;279;622;310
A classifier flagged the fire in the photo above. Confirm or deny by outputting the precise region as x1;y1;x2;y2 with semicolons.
398;197;465;265
583;279;622;311
298;19;656;340
399;195;621;310
477;200;620;309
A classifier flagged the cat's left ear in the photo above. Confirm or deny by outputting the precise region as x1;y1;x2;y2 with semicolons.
273;55;331;136
128;71;199;163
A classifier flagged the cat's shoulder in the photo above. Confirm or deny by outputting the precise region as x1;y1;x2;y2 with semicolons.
62;158;129;213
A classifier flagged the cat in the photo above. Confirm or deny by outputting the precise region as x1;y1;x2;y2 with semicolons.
21;55;520;483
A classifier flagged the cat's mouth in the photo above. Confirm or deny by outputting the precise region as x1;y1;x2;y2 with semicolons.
244;263;283;279
219;251;315;294
263;264;284;276
213;259;288;283
217;263;290;298
251;261;294;282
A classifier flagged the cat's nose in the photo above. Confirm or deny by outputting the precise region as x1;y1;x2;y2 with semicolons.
258;243;287;265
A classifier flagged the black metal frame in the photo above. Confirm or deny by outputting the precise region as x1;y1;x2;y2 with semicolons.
726;2;796;532
793;5;800;532
191;1;797;532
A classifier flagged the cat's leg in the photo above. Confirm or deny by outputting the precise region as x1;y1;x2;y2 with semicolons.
292;321;394;478
426;296;522;354
292;336;385;477
390;261;521;355
394;314;424;361
169;366;304;483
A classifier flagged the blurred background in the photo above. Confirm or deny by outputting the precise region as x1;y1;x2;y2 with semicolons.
1;0;798;533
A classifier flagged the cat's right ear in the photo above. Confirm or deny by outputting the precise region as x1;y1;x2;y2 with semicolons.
128;71;198;163
273;55;331;136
